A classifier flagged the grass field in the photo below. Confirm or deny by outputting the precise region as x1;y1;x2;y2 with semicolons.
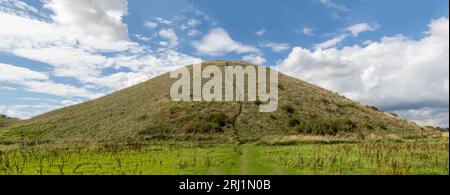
0;140;448;175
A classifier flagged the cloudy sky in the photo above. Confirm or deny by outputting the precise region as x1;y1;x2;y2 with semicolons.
0;0;448;127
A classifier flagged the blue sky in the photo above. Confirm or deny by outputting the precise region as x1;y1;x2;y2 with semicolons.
0;0;449;127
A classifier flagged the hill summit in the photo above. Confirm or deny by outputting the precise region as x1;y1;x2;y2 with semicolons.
0;60;439;143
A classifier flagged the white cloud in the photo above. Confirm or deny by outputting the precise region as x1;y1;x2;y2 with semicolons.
314;34;348;50
395;107;449;128
0;103;63;119
192;28;259;56
242;54;267;65
262;42;291;53
188;29;201;37
256;29;266;36
10;46;113;83
0;5;135;53
1;86;17;92
159;28;179;47
0;105;6;114
155;17;173;25
0;0;42;18
44;0;130;42
0;62;49;81
180;18;202;36
95;72;149;90
302;27;315;36
186;19;200;27
61;100;83;106
346;23;380;37
22;81;103;99
319;0;349;12
313;23;379;50
362;40;373;45
280;17;449;127
0;63;101;99
134;34;150;41
144;21;158;29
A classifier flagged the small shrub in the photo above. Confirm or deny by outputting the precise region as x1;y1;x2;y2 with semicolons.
288;118;300;127
364;122;374;130
298;117;358;135
185;113;230;133
389;112;398;117
205;113;230;127
185;121;215;133
367;105;380;111
282;104;295;114
278;83;285;90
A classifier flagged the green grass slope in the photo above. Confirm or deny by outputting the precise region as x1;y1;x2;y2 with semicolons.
0;115;19;128
0;60;440;143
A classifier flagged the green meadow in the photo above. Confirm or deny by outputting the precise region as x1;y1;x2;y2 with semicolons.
1;140;448;175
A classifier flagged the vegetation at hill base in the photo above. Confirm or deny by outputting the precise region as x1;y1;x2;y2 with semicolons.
0;140;447;175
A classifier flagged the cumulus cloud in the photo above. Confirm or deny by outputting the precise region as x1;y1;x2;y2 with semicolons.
395;107;449;128
1;86;17;92
280;17;449;127
44;0;129;43
346;23;380;37
155;17;173;25
314;23;379;50
0;63;101;99
319;0;349;12
181;18;201;30
314;34;348;50
0;62;49;81
0;0;198;90
255;29;266;36
144;21;158;29
242;54;267;65
319;0;349;19
188;29;201;37
262;42;291;53
134;34;150;41
0;103;63;119
192;28;259;56
0;0;43;19
301;27;315;36
159;28;179;47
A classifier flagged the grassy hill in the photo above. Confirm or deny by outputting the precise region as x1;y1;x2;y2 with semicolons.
0;60;440;144
0;115;19;128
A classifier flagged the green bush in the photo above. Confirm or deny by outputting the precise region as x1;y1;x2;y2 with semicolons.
186;121;216;133
298;117;358;135
288;118;300;127
205;113;230;127
389;112;398;117
185;113;230;133
282;104;295;114
367;105;380;111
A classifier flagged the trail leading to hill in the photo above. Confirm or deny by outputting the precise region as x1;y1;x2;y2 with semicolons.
239;144;252;174
231;102;243;143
